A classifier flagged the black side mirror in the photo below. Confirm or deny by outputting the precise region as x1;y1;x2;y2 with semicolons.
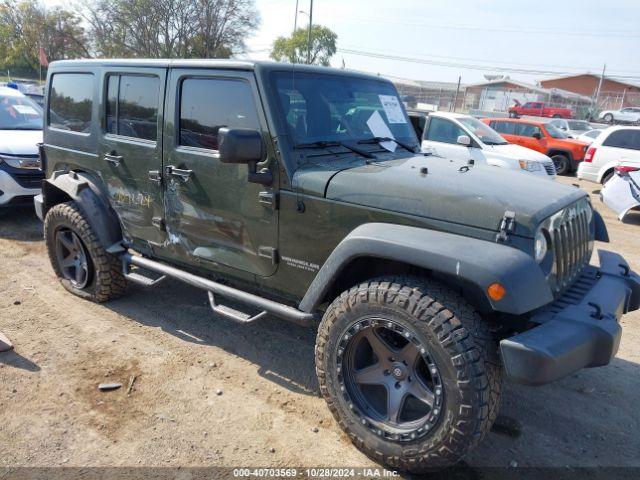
532;132;543;140
218;128;272;185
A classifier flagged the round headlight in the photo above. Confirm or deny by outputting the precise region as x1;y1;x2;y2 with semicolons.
534;229;548;263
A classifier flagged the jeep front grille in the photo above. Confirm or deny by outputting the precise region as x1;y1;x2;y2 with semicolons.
549;203;591;292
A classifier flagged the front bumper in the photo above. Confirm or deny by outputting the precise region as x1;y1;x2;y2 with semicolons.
500;250;640;386
0;169;41;206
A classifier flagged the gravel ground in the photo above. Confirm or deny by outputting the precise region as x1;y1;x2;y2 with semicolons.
0;176;639;477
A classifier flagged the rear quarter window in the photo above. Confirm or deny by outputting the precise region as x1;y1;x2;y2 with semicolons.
602;129;640;150
48;73;94;133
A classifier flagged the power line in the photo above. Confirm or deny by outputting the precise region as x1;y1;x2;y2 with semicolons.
337;48;640;82
338;15;640;39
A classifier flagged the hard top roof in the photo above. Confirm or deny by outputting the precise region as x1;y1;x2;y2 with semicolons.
48;59;390;83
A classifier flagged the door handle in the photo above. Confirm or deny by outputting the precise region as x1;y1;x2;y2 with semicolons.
165;165;193;182
105;153;123;167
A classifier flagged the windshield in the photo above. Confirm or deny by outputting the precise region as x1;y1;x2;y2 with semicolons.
457;116;507;145
544;123;568;139
0;93;43;130
567;120;591;130
271;71;418;148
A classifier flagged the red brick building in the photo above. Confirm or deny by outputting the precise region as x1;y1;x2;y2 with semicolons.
540;74;640;109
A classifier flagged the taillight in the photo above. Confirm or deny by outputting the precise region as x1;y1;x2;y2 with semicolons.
584;147;597;162
614;165;640;177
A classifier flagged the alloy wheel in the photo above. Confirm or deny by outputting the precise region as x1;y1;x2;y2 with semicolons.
55;228;91;288
337;317;443;442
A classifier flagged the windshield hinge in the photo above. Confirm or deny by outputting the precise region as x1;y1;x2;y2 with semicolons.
496;211;516;243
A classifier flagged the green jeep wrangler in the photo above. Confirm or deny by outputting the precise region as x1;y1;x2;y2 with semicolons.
35;60;639;472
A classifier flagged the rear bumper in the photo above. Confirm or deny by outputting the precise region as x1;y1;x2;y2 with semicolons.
500;250;640;386
577;162;599;183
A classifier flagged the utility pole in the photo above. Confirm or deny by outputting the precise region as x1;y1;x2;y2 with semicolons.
306;0;313;64
453;76;461;112
594;63;606;109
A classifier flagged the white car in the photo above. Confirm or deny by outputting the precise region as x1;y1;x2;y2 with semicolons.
548;118;595;139
577;126;640;184
601;165;640;220
0;86;43;208
576;128;603;145
598;107;640;125
420;112;556;179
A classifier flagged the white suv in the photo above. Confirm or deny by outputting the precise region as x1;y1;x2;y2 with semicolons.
577;126;640;184
419;112;556;179
0;86;43;208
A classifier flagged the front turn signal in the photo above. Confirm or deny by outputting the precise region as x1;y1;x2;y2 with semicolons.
487;283;506;301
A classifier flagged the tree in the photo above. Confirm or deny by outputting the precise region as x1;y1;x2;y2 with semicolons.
83;0;260;59
270;25;337;66
0;0;88;77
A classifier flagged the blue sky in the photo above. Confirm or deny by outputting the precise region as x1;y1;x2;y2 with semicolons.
43;0;640;86
242;0;640;85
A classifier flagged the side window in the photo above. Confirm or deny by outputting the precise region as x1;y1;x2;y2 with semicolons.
491;121;516;135
105;74;159;141
516;123;541;137
533;103;543;109
179;78;260;151
603;130;640;150
425;117;466;144
49;73;94;133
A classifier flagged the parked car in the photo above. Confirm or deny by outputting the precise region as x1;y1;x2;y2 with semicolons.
508;101;573;119
577;128;603;144
598;107;640;125
0;86;43;208
482;117;589;175
36;59;640;474
577;126;640;184
548;118;594;138
417;111;555;179
601;165;640;220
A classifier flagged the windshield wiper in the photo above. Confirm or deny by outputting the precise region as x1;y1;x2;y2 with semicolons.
295;140;375;159
484;140;508;146
357;137;418;153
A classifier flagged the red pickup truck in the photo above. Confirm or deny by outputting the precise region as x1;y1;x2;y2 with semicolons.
508;101;573;119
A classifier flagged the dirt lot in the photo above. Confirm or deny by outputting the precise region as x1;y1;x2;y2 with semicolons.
1;176;639;476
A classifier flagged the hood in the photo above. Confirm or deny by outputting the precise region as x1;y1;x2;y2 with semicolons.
487;143;550;162
558;137;590;149
0;130;42;155
298;154;585;238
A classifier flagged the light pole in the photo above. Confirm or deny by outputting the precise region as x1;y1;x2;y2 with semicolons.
306;0;313;64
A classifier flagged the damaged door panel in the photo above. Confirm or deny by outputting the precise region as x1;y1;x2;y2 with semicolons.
99;68;167;246
160;69;279;276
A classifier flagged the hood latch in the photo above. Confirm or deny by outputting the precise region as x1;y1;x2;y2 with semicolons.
496;211;516;243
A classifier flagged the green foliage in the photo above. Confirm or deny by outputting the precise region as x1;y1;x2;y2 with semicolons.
0;0;88;78
0;0;260;78
271;25;337;66
84;0;260;59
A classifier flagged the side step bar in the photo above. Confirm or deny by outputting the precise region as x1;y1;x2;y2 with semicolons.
122;253;317;327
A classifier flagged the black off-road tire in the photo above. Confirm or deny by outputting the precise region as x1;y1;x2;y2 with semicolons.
315;277;502;473
44;201;127;302
551;154;571;175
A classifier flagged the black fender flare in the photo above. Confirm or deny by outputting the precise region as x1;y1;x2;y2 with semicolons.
41;171;124;252
299;223;554;315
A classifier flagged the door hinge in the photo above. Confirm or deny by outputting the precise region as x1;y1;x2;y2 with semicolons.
258;246;278;264
496;211;516;243
259;190;278;209
148;170;162;185
152;217;166;231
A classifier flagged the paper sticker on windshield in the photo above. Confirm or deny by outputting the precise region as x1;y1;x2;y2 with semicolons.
13;105;39;116
366;111;396;152
379;95;406;123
